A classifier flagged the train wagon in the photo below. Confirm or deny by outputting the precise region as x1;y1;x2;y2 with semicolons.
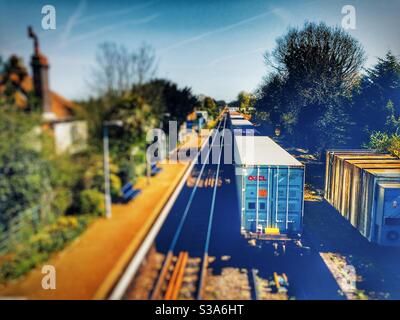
358;168;400;245
325;150;400;246
234;135;305;240
230;114;245;120
374;182;400;245
325;150;396;215
343;161;400;223
230;119;257;135
324;150;394;206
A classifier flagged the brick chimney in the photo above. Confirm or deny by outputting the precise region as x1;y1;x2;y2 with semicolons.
28;26;54;120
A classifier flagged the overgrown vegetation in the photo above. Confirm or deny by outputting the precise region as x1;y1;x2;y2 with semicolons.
0;41;206;281
0;109;50;225
0;215;92;282
0;52;120;280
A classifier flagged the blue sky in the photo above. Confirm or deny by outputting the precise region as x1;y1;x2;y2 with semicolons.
1;0;399;101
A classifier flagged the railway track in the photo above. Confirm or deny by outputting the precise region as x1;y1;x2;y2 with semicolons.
148;114;227;300
150;251;203;300
111;113;227;300
249;268;290;300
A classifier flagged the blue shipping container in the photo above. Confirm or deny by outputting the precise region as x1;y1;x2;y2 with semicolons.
234;136;305;238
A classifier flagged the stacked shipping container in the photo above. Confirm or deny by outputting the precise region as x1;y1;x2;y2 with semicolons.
325;150;400;246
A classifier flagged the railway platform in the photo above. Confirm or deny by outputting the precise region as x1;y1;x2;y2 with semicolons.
0;131;209;300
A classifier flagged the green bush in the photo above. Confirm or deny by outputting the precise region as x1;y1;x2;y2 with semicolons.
0;215;91;282
367;131;393;153
109;174;122;198
51;188;74;216
117;157;136;186
0;109;53;226
79;189;105;216
367;132;400;157
83;155;122;199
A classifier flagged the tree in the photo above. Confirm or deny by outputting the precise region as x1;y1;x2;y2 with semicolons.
267;22;365;95
255;73;287;125
367;131;394;153
215;100;227;108
133;79;197;128
258;22;366;151
237;91;256;115
201;96;218;119
83;43;196;183
0;55;28;91
88;42;157;97
136;44;157;85
0;108;52;225
0;55;34;109
351;51;400;144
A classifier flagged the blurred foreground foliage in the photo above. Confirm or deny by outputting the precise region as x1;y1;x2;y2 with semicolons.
0;43;203;282
0;215;92;282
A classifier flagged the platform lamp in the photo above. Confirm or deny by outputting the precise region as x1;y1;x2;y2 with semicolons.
103;120;123;219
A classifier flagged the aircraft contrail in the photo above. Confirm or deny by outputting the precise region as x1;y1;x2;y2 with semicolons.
62;14;160;46
159;8;283;53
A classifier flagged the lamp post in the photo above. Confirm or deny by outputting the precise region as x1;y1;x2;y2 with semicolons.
103;120;123;219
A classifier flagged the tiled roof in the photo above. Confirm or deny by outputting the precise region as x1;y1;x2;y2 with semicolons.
1;74;78;120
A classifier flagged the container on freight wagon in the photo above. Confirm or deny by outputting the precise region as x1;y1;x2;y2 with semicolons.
325;150;400;246
230;114;245;120
324;150;394;205
358;168;400;245
234;136;305;240
231;119;257;135
343;161;400;224
375;183;400;245
324;149;395;216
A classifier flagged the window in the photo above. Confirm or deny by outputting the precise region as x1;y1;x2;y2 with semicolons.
248;202;256;210
259;202;266;210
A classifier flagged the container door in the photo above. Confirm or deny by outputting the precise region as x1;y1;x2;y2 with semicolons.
258;168;269;229
276;168;289;232
268;168;277;230
379;188;400;246
243;167;258;232
268;168;288;232
241;167;271;232
288;168;304;233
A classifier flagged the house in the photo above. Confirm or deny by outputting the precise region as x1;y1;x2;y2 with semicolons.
0;26;87;154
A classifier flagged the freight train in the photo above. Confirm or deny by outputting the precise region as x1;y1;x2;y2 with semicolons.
229;111;305;242
229;110;400;247
325;150;400;246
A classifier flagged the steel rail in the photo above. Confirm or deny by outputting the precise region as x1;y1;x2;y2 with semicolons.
166;251;188;300
108;115;223;300
196;114;227;299
149;115;226;300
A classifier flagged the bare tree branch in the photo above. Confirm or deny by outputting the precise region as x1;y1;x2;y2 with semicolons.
88;42;157;97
